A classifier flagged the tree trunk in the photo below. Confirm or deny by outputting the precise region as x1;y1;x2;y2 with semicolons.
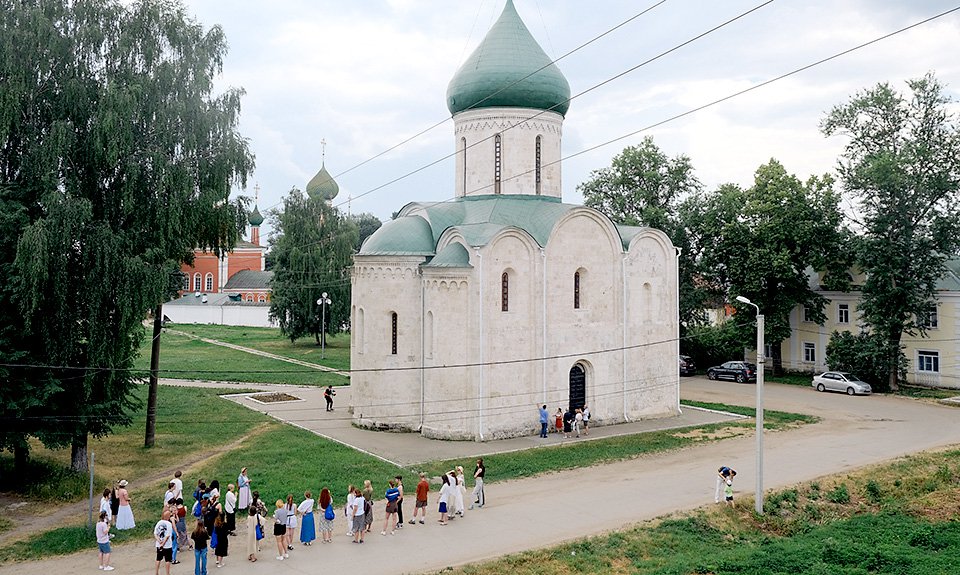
887;330;902;392
771;340;784;376
144;305;163;448
70;434;88;472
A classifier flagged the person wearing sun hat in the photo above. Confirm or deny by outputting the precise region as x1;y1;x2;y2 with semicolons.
116;479;136;530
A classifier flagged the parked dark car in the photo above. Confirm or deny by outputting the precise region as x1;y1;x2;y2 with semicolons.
679;355;696;376
706;361;757;383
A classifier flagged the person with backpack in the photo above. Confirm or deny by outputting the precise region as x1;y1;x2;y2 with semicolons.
362;480;374;534
317;488;335;543
324;386;336;411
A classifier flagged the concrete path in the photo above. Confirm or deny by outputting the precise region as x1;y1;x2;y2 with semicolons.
165;329;349;376
3;378;960;575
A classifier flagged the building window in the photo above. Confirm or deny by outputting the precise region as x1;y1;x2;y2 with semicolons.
918;304;938;329
573;271;581;309
245;293;253;302
917;350;940;373
764;343;774;359
425;311;434;359
803;306;814;323
501;272;509;312
461;137;467;195
837;303;849;324
357;307;365;355
535;135;542;195
803;342;816;363
182;273;190;291
257;294;266;303
205;273;214;292
494;133;502;194
193;273;201;292
391;312;398;355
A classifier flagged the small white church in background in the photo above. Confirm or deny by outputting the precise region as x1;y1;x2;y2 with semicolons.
350;0;679;440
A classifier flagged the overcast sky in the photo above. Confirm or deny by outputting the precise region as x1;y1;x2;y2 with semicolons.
179;0;960;241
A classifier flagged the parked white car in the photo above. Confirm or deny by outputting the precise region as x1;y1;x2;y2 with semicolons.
811;372;872;395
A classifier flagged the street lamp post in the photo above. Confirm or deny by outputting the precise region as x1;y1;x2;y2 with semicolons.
736;295;765;515
317;292;332;359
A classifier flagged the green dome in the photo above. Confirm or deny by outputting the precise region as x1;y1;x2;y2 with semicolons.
359;215;435;255
248;205;264;226
446;0;570;117
306;164;339;201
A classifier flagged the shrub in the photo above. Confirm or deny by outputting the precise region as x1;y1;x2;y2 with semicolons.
864;480;882;504
825;330;906;393
682;322;746;369
827;484;850;504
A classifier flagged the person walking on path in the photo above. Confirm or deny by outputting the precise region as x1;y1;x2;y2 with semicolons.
190;520;209;575
272;500;288;560
362;480;374;533
237;468;251;511
283;495;297;551
582;405;591;436
715;466;737;503
381;480;400;535
469;459;485;509
394;475;405;529
454;467;467;517
324;386;336;411
318;488;335;543
154;510;174;575
437;474;451;525
350;487;366;544
246;491;266;563
96;510;114;571
298;491;316;545
116;480;136;530
224;484;237;535
213;512;229;567
538;404;549;438
410;473;428;525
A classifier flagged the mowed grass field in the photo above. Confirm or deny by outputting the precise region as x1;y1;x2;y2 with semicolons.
132;324;350;386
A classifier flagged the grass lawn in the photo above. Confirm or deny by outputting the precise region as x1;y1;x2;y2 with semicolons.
166;323;351;371
132;328;348;386
418;401;818;483
449;448;960;575
766;372;815;386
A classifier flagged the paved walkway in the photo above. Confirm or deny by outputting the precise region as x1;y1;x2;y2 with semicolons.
4;379;960;575
165;329;349;376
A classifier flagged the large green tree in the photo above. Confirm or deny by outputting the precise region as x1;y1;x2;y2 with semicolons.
578;136;709;326
696;160;850;372
269;189;358;345
1;0;253;470
822;73;960;391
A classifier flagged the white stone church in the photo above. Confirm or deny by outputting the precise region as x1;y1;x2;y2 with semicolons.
350;0;679;440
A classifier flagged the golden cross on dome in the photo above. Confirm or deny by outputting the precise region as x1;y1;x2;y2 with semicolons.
254;182;260;203
321;138;327;163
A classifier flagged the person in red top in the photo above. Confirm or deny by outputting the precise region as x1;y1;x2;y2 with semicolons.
409;473;429;525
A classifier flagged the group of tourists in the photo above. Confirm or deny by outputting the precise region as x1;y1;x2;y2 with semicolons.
95;460;488;572
538;404;590;438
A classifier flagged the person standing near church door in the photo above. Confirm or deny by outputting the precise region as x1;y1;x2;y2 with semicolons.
538;405;549;438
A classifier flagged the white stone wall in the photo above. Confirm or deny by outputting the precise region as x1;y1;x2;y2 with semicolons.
453;108;563;198
164;304;274;328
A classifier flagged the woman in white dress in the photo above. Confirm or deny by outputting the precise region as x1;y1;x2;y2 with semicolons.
454;467;467;517
115;480;136;530
283;494;297;551
237;467;251;511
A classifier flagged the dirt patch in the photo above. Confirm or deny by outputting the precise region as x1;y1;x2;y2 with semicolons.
905;487;960;521
673;426;748;441
248;392;302;403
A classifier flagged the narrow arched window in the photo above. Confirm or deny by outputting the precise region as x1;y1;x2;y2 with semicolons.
574;271;581;309
205;273;214;292
494;133;502;194
535;135;542;195
501;272;509;312
461;137;467;195
391;312;398;355
257;294;266;303
425;311;434;359
245;293;253;302
193;273;201;292
357;307;365;355
182;273;190;291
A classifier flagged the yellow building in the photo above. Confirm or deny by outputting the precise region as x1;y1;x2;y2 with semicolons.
779;262;960;389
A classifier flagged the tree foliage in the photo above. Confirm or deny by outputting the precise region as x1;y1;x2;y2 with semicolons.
578;136;708;327
695;160;850;369
269;189;357;344
0;0;253;470
825;330;905;393
350;212;382;252
822;73;960;390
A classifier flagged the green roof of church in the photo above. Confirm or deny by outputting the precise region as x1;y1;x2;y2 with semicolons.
423;242;473;268
359;195;577;256
306;164;339;201
248;205;264;226
446;0;570;117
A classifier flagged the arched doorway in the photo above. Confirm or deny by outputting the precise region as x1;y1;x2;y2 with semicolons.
569;363;586;413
